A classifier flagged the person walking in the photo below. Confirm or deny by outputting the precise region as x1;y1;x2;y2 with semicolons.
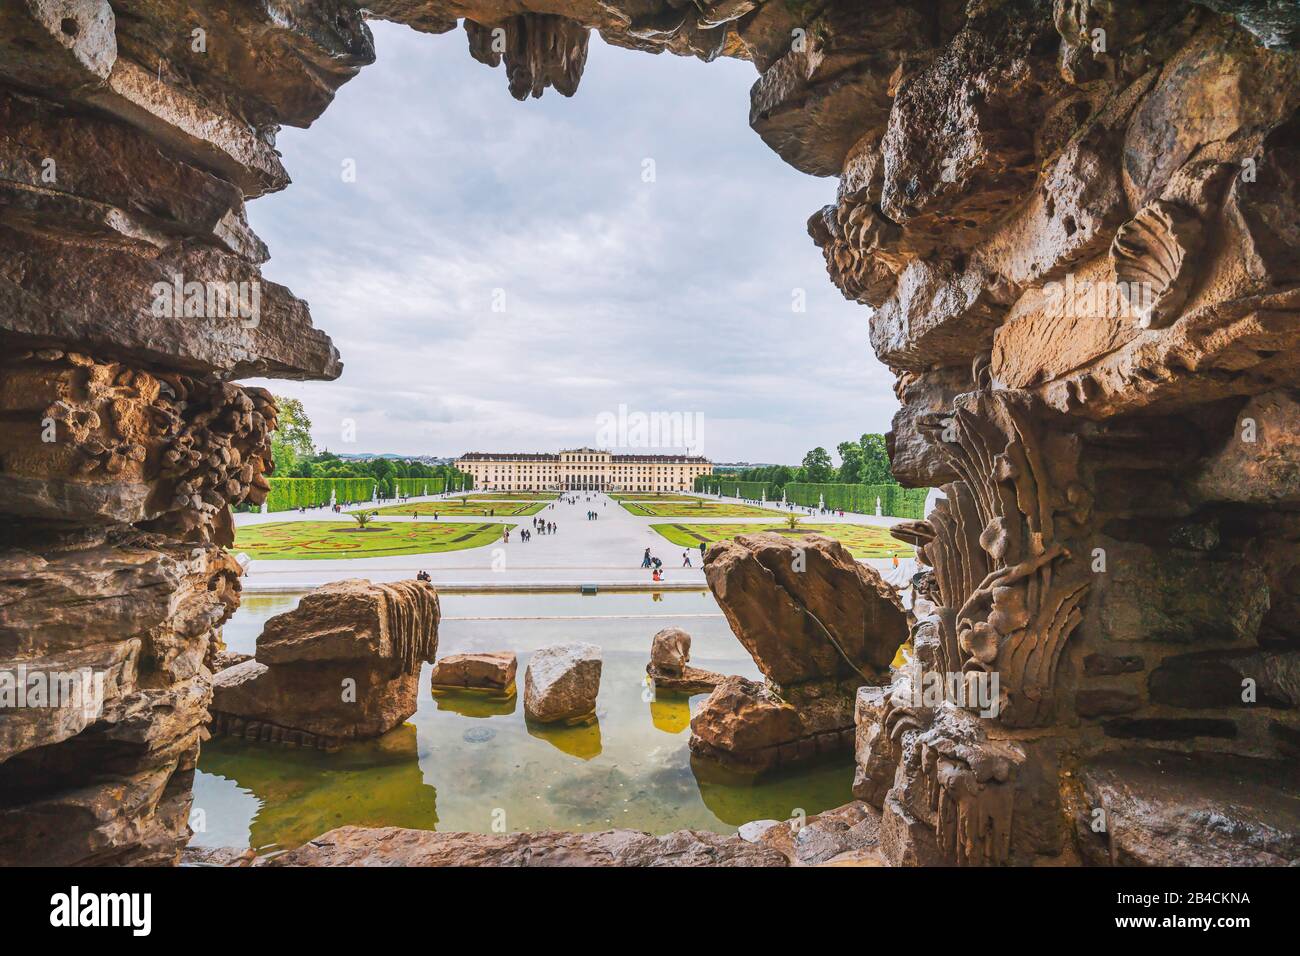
642;547;652;569
682;551;692;568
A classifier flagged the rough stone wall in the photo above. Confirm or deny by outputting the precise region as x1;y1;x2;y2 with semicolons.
798;0;1300;865
0;0;339;864
1;0;1297;865
0;0;770;866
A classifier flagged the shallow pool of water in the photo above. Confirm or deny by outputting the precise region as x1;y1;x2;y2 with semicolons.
191;590;854;854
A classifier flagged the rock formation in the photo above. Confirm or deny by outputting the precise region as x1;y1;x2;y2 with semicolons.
210;579;439;747
647;626;725;694
523;641;601;724
429;651;517;694
258;824;788;867
465;14;589;100
736;801;883;866
691;533;908;771
812;0;1300;865
0;527;243;865
3;0;1299;866
649;627;690;676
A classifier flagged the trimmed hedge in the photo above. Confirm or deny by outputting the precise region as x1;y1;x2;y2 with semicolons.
783;482;930;519
694;476;929;519
696;477;780;500
262;474;475;511
394;477;438;498
264;478;376;512
390;476;473;497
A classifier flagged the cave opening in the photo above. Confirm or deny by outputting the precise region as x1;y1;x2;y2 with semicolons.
2;0;1299;872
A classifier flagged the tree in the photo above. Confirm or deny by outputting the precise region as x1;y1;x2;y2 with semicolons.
859;433;893;485
837;441;864;484
350;510;380;529
801;446;834;484
270;395;314;476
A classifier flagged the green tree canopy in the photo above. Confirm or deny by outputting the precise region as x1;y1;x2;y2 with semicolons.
837;440;865;484
859;433;892;485
800;446;835;484
270;395;315;476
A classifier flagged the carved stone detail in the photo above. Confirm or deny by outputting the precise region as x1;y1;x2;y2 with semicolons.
1109;199;1204;329
895;390;1092;728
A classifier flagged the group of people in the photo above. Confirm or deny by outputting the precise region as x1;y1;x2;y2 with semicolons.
415;570;431;582
585;510;599;520
641;540;707;580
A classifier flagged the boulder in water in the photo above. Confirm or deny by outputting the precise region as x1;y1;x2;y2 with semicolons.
430;651;517;693
524;642;601;724
210;578;439;746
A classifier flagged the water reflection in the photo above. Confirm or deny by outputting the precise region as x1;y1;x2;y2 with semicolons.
192;590;854;852
526;717;603;760
649;697;692;734
430;688;518;719
691;755;855;827
197;724;438;854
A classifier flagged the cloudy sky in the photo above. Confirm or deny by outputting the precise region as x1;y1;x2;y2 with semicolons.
244;21;897;464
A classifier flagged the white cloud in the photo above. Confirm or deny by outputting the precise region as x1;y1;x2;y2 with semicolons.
243;21;896;463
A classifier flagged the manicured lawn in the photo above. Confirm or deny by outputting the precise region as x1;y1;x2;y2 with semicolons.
620;500;782;518
369;501;546;517
234;521;512;560
650;523;915;559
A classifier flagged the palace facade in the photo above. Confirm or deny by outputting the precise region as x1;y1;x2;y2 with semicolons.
458;448;712;493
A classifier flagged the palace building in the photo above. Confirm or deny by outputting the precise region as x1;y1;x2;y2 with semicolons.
458;448;713;493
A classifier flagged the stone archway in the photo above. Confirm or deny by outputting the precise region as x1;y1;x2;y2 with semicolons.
2;0;1299;866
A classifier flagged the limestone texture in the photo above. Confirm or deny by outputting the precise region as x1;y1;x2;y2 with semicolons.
209;579;439;745
259;824;788;867
429;651;517;692
523;641;602;723
692;533;906;771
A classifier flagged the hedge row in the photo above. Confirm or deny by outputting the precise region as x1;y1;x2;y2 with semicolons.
694;477;780;500
783;482;930;519
391;477;459;498
264;477;376;512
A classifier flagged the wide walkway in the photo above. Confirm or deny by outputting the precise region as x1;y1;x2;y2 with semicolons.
233;491;913;592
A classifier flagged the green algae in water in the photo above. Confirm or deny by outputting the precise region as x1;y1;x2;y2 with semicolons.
192;592;855;853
